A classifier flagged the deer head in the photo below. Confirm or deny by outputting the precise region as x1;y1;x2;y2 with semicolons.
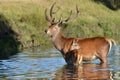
45;3;79;37
70;39;81;50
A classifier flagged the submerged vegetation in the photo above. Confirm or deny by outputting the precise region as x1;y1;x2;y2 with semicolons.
0;0;120;53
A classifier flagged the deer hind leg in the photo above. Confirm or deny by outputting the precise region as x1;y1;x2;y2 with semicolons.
99;55;108;64
99;50;109;64
98;50;108;64
99;43;110;64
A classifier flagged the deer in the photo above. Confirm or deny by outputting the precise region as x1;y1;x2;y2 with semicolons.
70;38;116;66
45;3;116;66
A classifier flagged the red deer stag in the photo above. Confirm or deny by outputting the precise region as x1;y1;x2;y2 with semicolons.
45;3;116;66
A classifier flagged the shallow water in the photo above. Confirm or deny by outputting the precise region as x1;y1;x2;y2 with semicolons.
0;45;120;80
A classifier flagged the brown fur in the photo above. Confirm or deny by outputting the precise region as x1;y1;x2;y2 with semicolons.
45;23;116;66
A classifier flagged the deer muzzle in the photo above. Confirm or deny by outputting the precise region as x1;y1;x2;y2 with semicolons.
45;29;47;33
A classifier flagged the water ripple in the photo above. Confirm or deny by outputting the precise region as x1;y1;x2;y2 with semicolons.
0;46;120;80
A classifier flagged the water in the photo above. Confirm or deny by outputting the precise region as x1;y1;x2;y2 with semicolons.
0;46;120;80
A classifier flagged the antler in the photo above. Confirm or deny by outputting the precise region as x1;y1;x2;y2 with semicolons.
61;5;80;23
45;2;56;24
45;3;80;24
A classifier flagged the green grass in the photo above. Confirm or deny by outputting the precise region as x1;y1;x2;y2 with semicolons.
0;0;120;50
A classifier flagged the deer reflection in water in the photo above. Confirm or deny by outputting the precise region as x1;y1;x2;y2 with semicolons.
53;63;113;80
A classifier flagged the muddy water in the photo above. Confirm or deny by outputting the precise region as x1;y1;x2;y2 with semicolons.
0;45;120;80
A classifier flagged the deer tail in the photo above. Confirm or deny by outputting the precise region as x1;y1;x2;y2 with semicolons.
110;39;116;46
106;38;116;53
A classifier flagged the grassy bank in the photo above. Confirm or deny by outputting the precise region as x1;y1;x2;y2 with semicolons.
0;0;120;50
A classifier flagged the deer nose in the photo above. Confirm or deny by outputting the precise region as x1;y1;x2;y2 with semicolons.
45;29;47;33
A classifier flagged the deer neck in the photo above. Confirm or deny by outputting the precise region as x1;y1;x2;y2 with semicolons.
51;31;65;51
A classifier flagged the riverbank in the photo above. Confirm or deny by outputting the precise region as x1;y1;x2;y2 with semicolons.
0;0;120;50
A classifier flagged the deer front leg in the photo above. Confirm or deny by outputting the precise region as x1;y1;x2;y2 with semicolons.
74;54;83;66
78;54;83;66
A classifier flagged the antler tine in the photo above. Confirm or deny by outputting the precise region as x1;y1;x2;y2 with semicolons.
62;5;80;23
45;3;79;24
50;2;56;19
45;9;53;23
72;5;80;19
64;10;72;22
58;14;62;22
75;5;80;18
57;10;72;24
45;2;57;24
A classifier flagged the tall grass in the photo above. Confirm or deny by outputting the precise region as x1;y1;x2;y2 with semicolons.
0;0;120;49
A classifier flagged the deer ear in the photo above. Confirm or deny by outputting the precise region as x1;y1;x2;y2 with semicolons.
71;39;75;45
